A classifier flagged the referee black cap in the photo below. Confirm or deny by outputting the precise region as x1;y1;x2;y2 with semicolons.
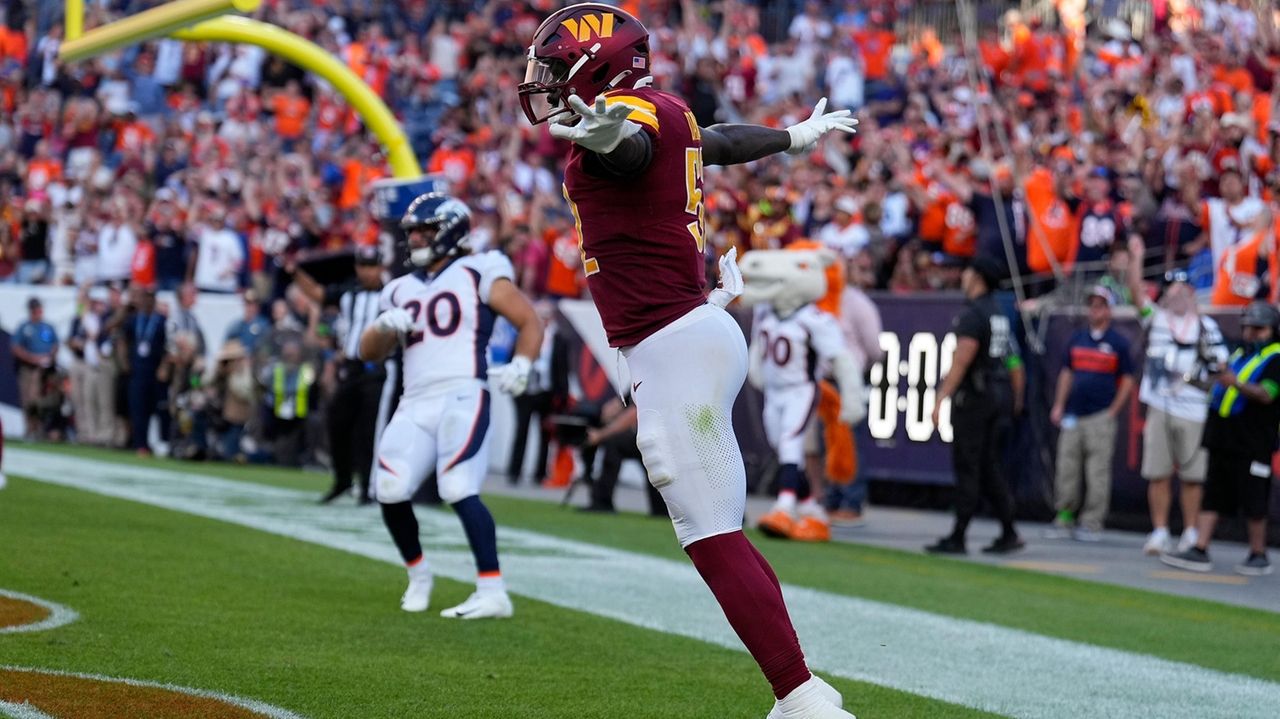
355;245;382;266
969;255;1007;287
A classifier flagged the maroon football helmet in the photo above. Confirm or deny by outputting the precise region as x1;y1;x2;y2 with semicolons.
518;2;650;125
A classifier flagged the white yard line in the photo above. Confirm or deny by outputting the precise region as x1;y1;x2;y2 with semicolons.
11;447;1280;719
0;666;306;719
0;590;78;634
0;701;57;719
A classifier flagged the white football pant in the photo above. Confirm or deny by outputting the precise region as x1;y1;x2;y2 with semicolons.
623;304;749;548
374;380;491;504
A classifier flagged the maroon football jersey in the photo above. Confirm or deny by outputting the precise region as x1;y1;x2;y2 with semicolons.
562;87;708;347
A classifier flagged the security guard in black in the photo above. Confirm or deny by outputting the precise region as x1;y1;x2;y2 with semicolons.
928;255;1025;555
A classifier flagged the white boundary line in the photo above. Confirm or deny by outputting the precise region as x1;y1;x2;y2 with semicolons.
0;590;78;634
0;701;56;719
10;447;1280;719
0;666;306;719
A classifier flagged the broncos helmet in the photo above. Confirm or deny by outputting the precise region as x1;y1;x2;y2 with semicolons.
400;193;472;268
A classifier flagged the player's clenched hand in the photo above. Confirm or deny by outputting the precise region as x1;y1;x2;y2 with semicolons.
708;247;743;309
488;355;533;396
548;95;641;154
374;308;414;335
785;97;858;155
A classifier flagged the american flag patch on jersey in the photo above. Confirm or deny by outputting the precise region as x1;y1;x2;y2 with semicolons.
633;56;645;68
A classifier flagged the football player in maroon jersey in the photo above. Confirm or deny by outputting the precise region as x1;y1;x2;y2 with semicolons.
520;4;858;718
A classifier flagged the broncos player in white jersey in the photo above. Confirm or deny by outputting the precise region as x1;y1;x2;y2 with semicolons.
360;193;543;619
744;252;865;543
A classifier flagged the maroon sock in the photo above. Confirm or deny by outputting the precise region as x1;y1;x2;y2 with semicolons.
746;539;783;595
686;530;811;699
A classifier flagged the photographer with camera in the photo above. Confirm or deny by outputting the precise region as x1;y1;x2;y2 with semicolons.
1162;301;1280;576
1127;238;1230;556
579;396;668;518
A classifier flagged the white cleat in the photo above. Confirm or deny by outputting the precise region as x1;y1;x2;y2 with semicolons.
0;472;7;490
440;591;514;620
767;675;853;719
400;574;433;613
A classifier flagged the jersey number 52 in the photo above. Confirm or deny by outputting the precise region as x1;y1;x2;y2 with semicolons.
683;111;706;252
565;111;708;277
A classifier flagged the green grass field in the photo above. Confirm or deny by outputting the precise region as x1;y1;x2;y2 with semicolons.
4;443;1280;718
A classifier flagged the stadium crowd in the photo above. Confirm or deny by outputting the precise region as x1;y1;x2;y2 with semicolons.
6;0;1278;303
1;1;1278;558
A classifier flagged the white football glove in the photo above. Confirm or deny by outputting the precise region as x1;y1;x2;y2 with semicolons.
785;97;858;155
488;355;533;396
708;247;744;309
374;308;414;335
548;95;642;154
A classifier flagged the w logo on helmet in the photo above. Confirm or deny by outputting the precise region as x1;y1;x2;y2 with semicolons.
561;13;615;42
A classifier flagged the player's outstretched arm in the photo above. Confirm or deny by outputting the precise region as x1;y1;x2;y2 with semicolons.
487;278;545;396
703;97;857;167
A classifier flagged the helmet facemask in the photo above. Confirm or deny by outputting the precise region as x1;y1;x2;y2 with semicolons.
519;53;575;126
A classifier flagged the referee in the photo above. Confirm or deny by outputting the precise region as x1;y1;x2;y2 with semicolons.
291;246;394;504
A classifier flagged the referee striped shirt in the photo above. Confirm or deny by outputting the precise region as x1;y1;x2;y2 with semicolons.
338;287;382;361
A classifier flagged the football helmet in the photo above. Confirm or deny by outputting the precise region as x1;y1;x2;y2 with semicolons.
518;2;650;125
400;193;472;268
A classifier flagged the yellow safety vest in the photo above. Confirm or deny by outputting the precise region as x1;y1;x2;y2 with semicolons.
273;363;315;420
1216;343;1280;418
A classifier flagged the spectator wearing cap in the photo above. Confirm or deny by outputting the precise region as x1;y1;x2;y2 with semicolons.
289;246;389;503
1047;285;1136;541
12;297;58;439
1194;167;1267;295
67;285;116;445
927;255;1026;555
1162;301;1280;576
1060;166;1126;279
1127;237;1230;556
96;197;138;284
816;196;870;258
191;203;246;294
148;188;190;291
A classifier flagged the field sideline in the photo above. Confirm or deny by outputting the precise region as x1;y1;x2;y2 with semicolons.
3;443;1279;718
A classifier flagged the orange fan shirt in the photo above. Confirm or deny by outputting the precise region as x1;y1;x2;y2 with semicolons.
271;94;311;139
852;29;896;81
1211;229;1279;307
1023;167;1079;274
